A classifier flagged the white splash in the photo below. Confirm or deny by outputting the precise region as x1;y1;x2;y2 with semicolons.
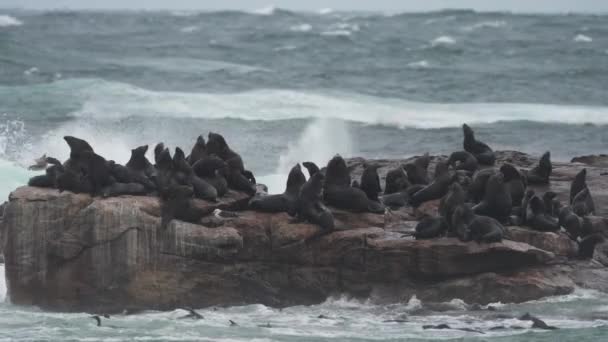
574;34;592;43
321;30;351;37
23;67;39;76
319;8;333;15
431;36;456;46
0;15;22;27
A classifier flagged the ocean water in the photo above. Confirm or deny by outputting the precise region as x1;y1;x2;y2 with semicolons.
1;8;608;340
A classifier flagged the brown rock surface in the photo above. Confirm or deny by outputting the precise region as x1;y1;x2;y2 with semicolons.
1;151;608;313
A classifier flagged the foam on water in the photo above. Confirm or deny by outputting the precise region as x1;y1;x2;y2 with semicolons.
103;57;268;74
253;6;278;16
574;34;593;43
0;265;6;302
319;8;333;15
289;23;312;32
431;36;456;46
28;79;608;128
462;21;506;32
0;159;35;201
408;60;430;69
179;25;199;33
0;15;22;27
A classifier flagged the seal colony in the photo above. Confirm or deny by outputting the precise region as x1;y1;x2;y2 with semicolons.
27;124;604;258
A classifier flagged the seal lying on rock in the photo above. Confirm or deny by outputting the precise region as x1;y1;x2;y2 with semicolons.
323;155;385;214
526;151;552;185
414;216;447;240
249;164;306;213
453;205;505;243
462;124;495;165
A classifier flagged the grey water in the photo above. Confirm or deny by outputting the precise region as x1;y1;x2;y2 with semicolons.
1;8;608;340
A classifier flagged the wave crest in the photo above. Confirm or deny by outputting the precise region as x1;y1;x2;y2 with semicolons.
0;15;22;27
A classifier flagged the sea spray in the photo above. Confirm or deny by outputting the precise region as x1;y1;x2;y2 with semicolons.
258;118;353;194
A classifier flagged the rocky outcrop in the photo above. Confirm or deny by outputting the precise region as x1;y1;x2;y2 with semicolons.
1;151;608;313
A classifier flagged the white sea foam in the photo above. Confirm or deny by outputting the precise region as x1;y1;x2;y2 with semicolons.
321;30;351;37
407;60;430;69
0;265;5;302
179;25;199;33
253;6;277;16
273;45;298;52
103;57;269;74
462;20;506;32
319;8;333;15
431;35;456;46
574;34;592;43
0;15;22;27
23;67;39;76
289;23;312;32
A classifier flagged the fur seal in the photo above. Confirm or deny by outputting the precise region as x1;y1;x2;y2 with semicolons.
542;191;558;217
570;168;588;204
160;184;208;228
473;172;512;223
439;182;466;231
179;308;204;320
453;205;505;243
500;163;525;207
409;161;455;208
323;156;384;214
174;147;218;202
572;187;595;217
558;205;582;239
448;151;478;173
404;153;430;185
302;161;320;177
289;172;334;231
249;164;306;213
206;132;256;192
518;313;558;330
380;191;409;209
126;145;156;179
468;168;495;203
187;135;207;165
102;182;147;197
526;151;552;185
578;233;604;259
108;161;155;191
63;136;111;195
462;124;495;165
527;196;559;232
154;143;165;166
360;164;382;201
27;156;62;188
192;156;230;197
414;216;447;239
384;166;410;194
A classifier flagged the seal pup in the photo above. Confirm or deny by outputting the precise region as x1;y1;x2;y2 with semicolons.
572;187;595;217
289;172;334;231
527;196;559;232
323;155;384;214
384;166;410;194
414;216;447;240
570;168;588;204
409;161;455;208
462;124;495;165
473;172;512;223
249;164;306;213
28;154;48;170
302;161;320;177
448;151;478;173
404;153;430;185
187;135;207;165
500;163;525;207
360;163;382;202
439;182;466;231
526;151;552;185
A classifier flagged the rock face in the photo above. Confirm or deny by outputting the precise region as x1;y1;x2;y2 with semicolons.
1;151;608;313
